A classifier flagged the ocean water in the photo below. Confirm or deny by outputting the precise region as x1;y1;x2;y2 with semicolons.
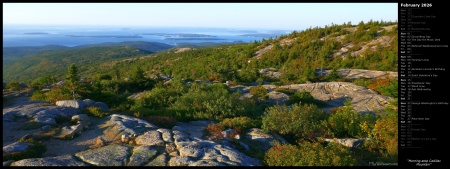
3;25;292;47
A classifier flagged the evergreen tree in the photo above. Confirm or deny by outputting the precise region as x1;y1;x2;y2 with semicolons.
65;64;80;100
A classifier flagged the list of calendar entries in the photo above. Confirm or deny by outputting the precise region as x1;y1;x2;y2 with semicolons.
399;2;448;167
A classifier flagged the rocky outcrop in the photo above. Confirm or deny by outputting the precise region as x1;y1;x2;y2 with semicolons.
253;44;273;59
244;82;393;113
102;114;158;142
259;68;282;79
267;91;289;105
284;82;393;112
337;69;397;80
4;99;285;166
10;155;89;166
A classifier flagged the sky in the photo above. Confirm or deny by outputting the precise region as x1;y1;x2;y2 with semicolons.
3;3;397;30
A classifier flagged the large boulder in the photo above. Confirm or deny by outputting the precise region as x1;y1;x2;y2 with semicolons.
56;100;85;110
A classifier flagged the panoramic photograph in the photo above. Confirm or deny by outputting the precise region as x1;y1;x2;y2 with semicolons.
3;3;398;166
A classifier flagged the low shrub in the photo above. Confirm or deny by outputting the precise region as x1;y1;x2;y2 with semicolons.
326;105;376;138
264;141;357;166
249;86;269;100
262;104;328;138
286;91;327;107
83;107;110;118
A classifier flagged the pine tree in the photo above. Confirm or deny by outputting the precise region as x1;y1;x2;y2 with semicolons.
65;64;80;100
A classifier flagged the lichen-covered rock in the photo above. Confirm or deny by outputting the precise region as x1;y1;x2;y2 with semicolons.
75;144;130;166
146;153;169;166
157;128;173;142
10;155;90;166
103;114;157;141
56;100;85;110
168;156;195;166
127;146;159;166
135;130;164;146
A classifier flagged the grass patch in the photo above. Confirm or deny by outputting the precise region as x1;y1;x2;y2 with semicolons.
82;107;111;118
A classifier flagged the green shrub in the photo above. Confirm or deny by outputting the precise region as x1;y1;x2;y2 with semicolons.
31;87;73;104
372;101;398;159
6;82;23;91
274;87;296;95
327;105;376;138
262;104;328;138
264;141;357;166
170;83;246;120
325;68;340;81
83;107;110;118
286;91;327;107
30;90;48;102
249;86;268;100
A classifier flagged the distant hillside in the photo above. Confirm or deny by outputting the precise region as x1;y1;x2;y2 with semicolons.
3;45;70;65
3;46;152;84
3;41;173;65
72;41;173;52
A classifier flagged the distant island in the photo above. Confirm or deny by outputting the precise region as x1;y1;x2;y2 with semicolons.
23;32;49;35
239;33;279;38
144;33;217;38
164;37;226;40
66;35;143;38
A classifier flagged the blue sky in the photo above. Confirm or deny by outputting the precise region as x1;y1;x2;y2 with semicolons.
3;3;397;30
